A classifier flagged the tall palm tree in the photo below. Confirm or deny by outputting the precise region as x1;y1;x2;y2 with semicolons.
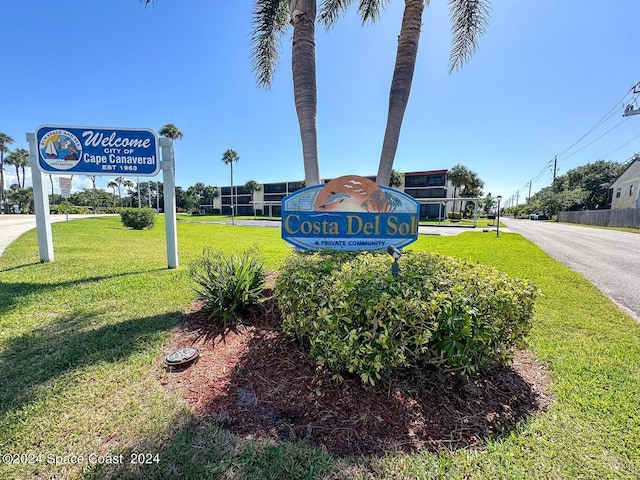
107;180;118;206
6;149;29;188
0;132;14;213
252;0;320;186
123;178;135;207
159;123;184;141
244;179;262;218
447;163;471;214
320;0;489;186
221;149;240;225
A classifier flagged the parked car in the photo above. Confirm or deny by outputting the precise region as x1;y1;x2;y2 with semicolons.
529;213;549;221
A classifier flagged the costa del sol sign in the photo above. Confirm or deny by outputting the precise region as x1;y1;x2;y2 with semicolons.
281;175;420;251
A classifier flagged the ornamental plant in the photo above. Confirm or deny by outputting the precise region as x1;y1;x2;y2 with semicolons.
275;250;539;385
188;247;266;327
120;207;156;230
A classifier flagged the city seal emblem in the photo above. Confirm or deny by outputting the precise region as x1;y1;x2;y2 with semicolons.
38;129;83;171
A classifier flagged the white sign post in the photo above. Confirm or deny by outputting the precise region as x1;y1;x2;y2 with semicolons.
28;126;179;269
160;137;178;269
27;133;54;262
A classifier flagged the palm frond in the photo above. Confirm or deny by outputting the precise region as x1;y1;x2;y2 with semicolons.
448;0;490;73
357;0;387;24
251;0;290;88
319;0;352;27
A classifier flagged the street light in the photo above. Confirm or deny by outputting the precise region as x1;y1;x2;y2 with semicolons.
496;195;502;237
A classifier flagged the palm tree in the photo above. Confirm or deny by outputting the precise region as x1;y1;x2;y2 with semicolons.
6;148;29;189
320;0;490;186
244;180;262;218
107;180;118;206
159;123;184;141
447;164;471;214
0;132;14;213
221;149;240;225
252;0;320;186
122;178;135;207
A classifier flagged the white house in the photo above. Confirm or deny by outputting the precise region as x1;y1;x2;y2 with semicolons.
610;158;640;209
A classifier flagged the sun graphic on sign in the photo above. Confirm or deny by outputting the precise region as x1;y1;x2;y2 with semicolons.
313;175;406;214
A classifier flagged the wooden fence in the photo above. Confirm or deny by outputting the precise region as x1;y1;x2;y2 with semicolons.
558;209;640;229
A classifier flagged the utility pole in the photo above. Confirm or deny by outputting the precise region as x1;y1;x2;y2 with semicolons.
552;156;557;189
528;180;532;203
623;81;640;116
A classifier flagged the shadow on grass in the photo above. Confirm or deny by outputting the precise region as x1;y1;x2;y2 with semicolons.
0;308;180;422
0;261;41;273
0;268;167;314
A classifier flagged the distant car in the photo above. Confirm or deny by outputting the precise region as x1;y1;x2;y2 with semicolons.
529;213;548;221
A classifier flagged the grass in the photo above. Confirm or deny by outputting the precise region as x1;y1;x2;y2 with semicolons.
0;216;638;479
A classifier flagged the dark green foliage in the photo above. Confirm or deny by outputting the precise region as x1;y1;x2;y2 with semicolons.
275;251;539;385
49;204;92;215
188;248;266;327
120;207;156;230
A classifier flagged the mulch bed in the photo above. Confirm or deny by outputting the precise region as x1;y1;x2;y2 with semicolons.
160;277;552;456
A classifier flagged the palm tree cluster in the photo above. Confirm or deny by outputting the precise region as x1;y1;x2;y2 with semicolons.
139;2;489;187
447;163;484;217
250;0;490;187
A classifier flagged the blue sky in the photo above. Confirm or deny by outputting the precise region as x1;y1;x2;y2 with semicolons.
2;0;639;205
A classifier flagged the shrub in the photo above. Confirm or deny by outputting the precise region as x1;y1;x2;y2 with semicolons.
188;247;266;327
50;204;92;215
275;251;539;385
120;207;156;230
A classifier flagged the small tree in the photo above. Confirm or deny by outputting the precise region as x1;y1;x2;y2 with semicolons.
244;180;261;218
221;149;240;225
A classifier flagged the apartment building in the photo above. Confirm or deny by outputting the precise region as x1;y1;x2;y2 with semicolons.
211;169;453;219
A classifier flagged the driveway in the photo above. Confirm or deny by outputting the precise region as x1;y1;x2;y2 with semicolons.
501;217;640;321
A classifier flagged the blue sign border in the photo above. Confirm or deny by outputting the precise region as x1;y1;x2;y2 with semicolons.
35;125;160;176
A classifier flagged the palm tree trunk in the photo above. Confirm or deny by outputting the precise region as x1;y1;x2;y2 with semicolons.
376;0;424;187
291;0;320;186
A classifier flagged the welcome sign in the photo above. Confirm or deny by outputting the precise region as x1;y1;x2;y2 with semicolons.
282;175;420;251
35;125;159;176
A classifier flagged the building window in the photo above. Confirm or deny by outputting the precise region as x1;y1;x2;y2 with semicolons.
616;188;621;198
264;183;286;194
630;185;635;196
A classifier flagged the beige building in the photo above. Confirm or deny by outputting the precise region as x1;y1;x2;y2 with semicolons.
610;158;640;209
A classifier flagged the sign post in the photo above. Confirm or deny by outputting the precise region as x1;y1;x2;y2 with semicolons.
28;125;178;268
27;133;54;262
59;177;71;222
160;137;178;269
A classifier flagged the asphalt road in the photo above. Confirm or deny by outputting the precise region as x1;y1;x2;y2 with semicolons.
502;217;640;321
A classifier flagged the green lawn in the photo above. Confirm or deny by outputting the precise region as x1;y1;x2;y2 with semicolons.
0;216;638;479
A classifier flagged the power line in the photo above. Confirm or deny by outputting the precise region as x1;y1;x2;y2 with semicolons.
555;90;633;159
558;117;629;162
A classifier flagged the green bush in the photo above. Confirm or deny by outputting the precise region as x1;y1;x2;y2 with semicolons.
275;251;539;385
50;204;92;215
120;207;156;230
447;211;462;220
188;247;267;327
